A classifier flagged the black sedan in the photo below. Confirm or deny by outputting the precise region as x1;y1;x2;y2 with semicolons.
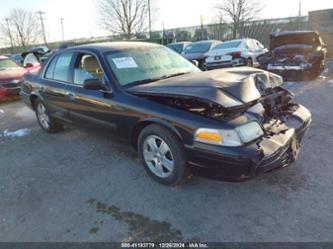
21;42;311;185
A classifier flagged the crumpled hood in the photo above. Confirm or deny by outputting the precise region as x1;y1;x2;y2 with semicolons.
127;67;283;109
269;31;321;50
272;44;314;54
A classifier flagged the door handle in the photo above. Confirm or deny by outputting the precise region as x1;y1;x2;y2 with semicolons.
65;91;76;100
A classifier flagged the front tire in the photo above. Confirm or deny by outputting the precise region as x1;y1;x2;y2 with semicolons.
34;99;63;133
138;124;191;186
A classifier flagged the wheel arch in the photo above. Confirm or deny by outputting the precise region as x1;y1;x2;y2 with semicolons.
30;93;43;109
131;118;183;150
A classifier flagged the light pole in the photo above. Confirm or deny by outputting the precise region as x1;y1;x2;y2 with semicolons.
37;11;47;45
148;0;152;39
4;18;14;49
60;18;65;41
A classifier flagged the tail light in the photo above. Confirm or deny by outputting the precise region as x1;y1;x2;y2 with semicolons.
0;85;10;97
227;51;241;58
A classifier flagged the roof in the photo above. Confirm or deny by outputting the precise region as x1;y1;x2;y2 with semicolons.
270;30;319;37
70;41;162;53
192;40;221;44
223;39;247;43
167;41;192;45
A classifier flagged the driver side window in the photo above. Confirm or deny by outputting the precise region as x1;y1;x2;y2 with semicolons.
73;53;104;85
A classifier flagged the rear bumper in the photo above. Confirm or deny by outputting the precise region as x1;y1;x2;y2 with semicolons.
205;58;245;70
186;105;311;181
262;59;324;79
20;91;33;108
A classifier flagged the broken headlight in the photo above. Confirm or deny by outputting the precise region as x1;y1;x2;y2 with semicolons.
194;122;264;147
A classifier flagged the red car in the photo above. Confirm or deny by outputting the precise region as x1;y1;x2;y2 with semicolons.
0;56;26;99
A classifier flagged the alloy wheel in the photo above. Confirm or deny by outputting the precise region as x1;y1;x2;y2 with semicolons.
36;102;50;130
143;135;174;178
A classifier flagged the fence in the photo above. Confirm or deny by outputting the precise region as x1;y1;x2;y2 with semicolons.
159;16;308;47
2;12;333;56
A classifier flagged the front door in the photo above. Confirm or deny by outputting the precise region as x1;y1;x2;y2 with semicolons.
65;52;117;133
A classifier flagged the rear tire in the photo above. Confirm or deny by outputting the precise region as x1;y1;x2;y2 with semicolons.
34;99;63;133
138;124;191;186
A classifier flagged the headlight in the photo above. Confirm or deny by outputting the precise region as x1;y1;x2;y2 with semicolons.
194;122;264;147
10;79;20;84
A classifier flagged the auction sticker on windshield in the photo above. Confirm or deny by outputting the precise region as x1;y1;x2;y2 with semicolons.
112;57;138;69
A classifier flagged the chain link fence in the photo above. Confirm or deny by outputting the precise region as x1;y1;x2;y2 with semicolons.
158;16;308;47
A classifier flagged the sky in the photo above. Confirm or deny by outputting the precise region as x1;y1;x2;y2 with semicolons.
0;0;332;46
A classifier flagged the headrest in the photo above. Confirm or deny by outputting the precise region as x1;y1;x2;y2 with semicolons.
83;56;99;72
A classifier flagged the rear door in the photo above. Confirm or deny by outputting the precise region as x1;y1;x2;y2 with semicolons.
39;52;75;122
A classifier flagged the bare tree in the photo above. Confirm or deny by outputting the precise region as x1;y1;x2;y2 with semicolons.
216;0;264;39
0;8;43;48
98;0;148;39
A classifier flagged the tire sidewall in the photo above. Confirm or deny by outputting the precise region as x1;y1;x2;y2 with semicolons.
34;99;62;133
34;99;50;132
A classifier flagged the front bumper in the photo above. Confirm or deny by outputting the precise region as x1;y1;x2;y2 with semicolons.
0;82;21;97
186;105;312;181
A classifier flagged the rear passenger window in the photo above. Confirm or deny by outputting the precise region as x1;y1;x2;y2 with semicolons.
45;53;73;82
45;56;57;79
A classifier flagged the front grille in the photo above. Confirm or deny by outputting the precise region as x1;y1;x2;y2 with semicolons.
1;82;20;88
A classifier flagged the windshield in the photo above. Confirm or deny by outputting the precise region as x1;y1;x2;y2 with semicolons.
183;42;212;53
213;41;242;50
105;46;200;86
0;59;20;70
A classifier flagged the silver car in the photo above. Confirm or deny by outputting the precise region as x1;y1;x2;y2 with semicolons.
182;40;221;70
204;39;268;70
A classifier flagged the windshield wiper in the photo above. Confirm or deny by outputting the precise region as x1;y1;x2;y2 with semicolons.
124;72;191;88
160;72;191;80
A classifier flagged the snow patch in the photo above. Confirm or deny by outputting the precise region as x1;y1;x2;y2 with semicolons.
2;128;31;138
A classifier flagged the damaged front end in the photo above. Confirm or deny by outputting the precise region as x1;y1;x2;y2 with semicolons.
127;68;311;180
258;31;327;81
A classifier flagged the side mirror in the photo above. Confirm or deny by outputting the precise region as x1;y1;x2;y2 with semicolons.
25;63;34;68
83;78;106;91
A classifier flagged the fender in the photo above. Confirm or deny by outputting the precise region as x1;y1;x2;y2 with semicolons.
131;117;184;148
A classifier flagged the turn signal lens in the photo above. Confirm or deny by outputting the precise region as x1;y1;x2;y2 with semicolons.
194;129;222;144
